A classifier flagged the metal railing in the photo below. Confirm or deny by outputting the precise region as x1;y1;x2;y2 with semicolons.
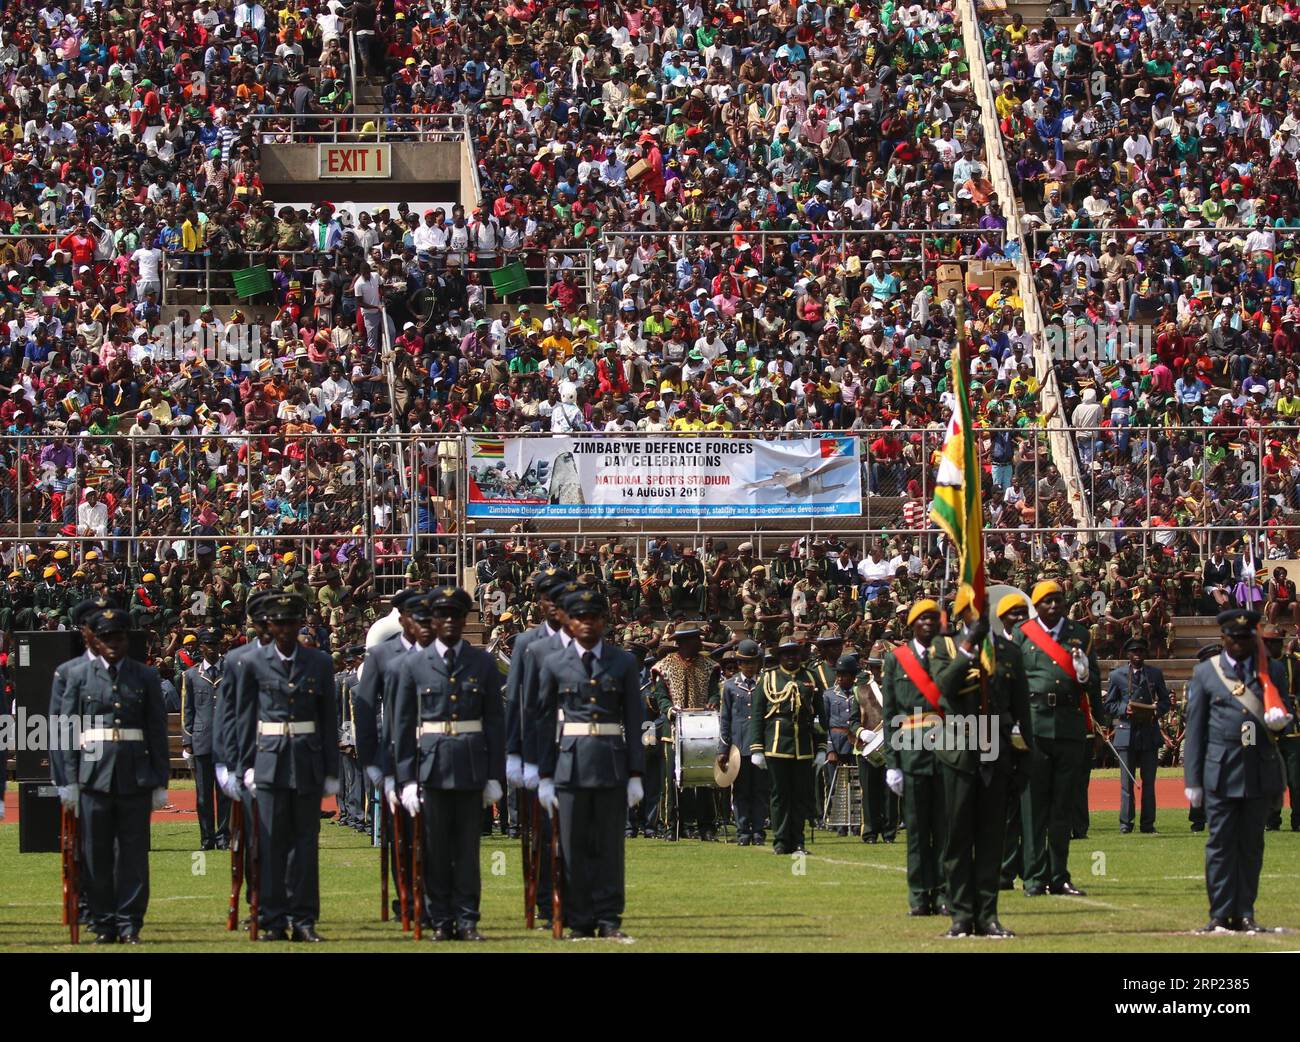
244;111;468;143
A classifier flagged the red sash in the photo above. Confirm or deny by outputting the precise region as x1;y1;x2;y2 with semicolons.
136;586;154;608
891;644;943;715
177;649;195;669
1021;619;1093;728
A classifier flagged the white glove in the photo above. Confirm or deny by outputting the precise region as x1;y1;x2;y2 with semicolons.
58;784;79;812
365;765;383;786
221;774;242;800
384;775;398;812
886;768;905;796
1072;648;1090;684
243;767;256;793
506;754;524;789
152;788;167;811
1265;706;1293;733
482;779;503;807
215;763;230;790
751;752;767;770
400;782;420;817
538;777;558;815
324;776;340;796
627;777;644;808
1185;786;1204;808
814;750;827;770
523;762;540;790
856;728;871;745
182;748;192;763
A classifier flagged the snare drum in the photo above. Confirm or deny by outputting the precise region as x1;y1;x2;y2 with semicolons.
860;725;886;767
674;709;722;789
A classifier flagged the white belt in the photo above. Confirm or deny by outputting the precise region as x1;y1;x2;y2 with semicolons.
80;727;143;746
562;722;623;737
258;721;317;736
420;720;482;735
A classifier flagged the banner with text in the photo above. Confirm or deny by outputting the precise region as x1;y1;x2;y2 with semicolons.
465;436;862;518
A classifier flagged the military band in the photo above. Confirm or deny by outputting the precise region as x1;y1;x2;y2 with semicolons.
42;576;1300;946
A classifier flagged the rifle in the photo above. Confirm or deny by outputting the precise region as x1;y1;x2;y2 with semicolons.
227;799;244;931
248;798;260;941
411;806;424;941
520;790;534;928
392;798;410;932
549;806;564;940
526;794;541;928
60;805;79;945
380;797;389;922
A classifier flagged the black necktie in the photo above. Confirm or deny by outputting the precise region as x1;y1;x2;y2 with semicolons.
108;663;118;681
1235;660;1248;686
444;647;456;675
582;651;594;677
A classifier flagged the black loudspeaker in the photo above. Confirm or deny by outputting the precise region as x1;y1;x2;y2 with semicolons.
9;630;149;781
18;781;61;853
11;632;81;781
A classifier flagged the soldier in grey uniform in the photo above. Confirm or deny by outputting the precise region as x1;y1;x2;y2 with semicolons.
507;570;573;927
234;593;340;942
335;645;366;831
182;629;230;850
393;587;505;941
536;589;645;940
54;608;169;944
213;590;273;926
1104;638;1171;834
626;643;663;838
355;587;424;917
821;655;860;836
718;640;768;845
1185;609;1291;933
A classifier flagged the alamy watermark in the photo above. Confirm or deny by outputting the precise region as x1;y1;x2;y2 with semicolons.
1045;322;1155;363
889;712;1002;762
138;321;265;365
0;711;115;761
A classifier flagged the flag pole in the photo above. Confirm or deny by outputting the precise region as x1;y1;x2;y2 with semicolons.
954;291;991;707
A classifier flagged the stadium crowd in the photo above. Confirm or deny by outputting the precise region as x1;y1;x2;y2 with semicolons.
1;0;1294;683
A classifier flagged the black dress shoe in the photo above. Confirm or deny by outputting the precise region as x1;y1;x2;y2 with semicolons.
1195;918;1235;934
752;834;766;846
458;926;487;942
1140;827;1157;834
537;919;552;932
429;925;455;942
291;925;324;943
215;839;230;850
259;929;289;942
837;827;848;837
935;899;951;917
93;934;117;945
999;881;1016;891
597;925;628;939
1048;882;1087;896
863;833;878;844
1071;831;1089;840
567;928;595;940
1191;824;1205;832
908;905;933;917
1236;917;1272;934
977;921;1016;938
120;932;142;945
737;835;751;847
1023;885;1047;897
700;830;718;842
1119;826;1133;834
772;844;788;855
200;841;216;851
944;921;973;938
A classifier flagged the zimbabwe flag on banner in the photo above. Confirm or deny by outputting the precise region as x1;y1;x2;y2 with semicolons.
474;439;505;458
819;437;851;458
930;342;989;637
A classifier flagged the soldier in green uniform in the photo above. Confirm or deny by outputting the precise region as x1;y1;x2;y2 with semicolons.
932;585;1032;938
768;545;798;598
809;634;844;698
881;599;949;917
1013;581;1102;897
34;567;69;627
749;638;825;855
671;548;707;615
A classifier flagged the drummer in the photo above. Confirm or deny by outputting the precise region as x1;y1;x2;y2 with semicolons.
821;655;861;837
855;659;896;844
718;640;768;846
653;628;722;842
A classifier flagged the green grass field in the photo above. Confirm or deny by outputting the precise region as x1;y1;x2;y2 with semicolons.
4;771;1297;953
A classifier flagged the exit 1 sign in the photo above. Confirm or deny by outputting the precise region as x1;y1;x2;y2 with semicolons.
318;144;392;178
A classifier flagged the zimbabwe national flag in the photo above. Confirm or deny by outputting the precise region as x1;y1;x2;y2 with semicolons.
930;342;992;670
819;437;850;458
474;439;505;458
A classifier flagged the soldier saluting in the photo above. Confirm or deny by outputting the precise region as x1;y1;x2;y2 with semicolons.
182;629;230;851
54;608;169;944
536;588;645;940
393;587;505;942
234;593;340;942
1185;609;1292;933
